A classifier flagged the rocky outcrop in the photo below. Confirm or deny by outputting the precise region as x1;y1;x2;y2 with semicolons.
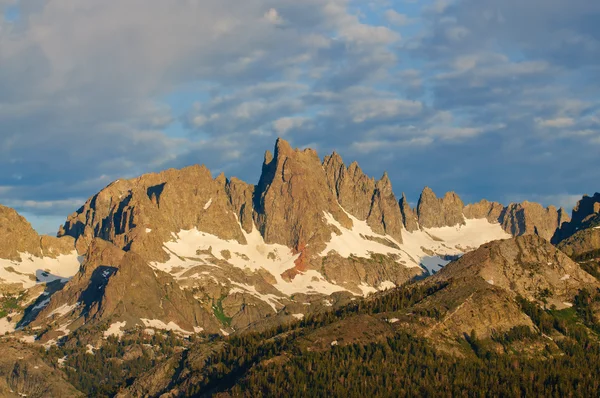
226;177;255;234
499;202;568;241
399;193;419;232
463;199;504;223
254;139;353;253
553;193;600;244
323;154;404;243
30;238;220;338
462;198;569;241
323;154;375;221
0;340;83;397
0;204;75;261
414;234;600;340
558;228;600;260
58;165;253;262
416;187;465;229
0;204;43;261
401;189;569;240
433;235;598;307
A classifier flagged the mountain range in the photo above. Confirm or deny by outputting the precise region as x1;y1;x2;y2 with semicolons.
1;138;599;397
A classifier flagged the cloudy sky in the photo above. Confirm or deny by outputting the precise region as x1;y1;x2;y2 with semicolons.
1;0;599;234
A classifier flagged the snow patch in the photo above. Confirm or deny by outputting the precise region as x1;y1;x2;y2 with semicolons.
104;321;127;338
86;344;95;355
220;328;230;336
321;211;510;276
0;251;80;289
291;313;304;320
32;298;51;311
378;281;396;290
151;212;510;299
0;317;16;334
560;274;570;281
43;340;57;349
331;340;338;346
154;225;348;297
19;335;36;343
228;282;282;312
387;318;399;323
146;228;152;233
46;303;78;318
140;319;194;335
486;279;494;285
357;282;377;296
204;198;213;210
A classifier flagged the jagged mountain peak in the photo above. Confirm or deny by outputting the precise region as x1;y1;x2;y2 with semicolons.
553;192;600;244
5;138;589;344
416;186;466;229
0;203;78;294
0;203;45;261
553;193;600;258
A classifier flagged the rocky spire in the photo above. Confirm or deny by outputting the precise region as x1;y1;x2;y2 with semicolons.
399;193;419;232
252;138;353;252
499;202;568;241
463;199;505;223
416;187;466;229
365;172;404;243
322;156;375;221
0;203;75;261
552;193;600;243
323;153;404;242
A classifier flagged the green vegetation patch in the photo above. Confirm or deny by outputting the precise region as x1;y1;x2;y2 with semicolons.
213;296;232;326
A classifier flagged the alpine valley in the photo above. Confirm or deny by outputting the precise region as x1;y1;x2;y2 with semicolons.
1;139;600;397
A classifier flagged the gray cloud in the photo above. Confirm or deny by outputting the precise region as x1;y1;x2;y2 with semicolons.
0;0;598;234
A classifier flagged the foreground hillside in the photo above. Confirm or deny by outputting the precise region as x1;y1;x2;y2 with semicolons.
21;234;597;397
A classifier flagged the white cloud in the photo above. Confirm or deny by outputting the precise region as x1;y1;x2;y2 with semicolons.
273;117;308;135
351;137;433;154
384;10;413;26
350;98;423;123
264;8;284;25
1;0;599;234
535;117;576;128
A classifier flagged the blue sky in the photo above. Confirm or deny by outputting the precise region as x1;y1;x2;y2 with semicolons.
1;0;599;234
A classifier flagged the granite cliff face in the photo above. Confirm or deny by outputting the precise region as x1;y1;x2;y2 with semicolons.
28;238;221;341
0;204;75;261
0;204;79;294
416;235;600;340
322;152;404;244
399;188;568;241
253;138;353;254
58;165;252;262
399;193;419;232
498;202;568;241
553;193;600;244
433;235;597;306
554;193;600;259
463;199;505;223
0;340;82;397
416;187;466;229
